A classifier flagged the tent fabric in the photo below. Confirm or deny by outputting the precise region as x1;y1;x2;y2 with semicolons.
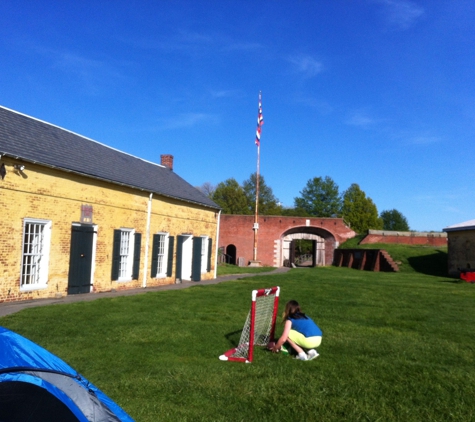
0;375;88;422
0;379;85;422
0;327;134;422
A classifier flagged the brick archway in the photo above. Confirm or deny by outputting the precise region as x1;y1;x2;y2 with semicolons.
219;215;356;267
281;229;326;267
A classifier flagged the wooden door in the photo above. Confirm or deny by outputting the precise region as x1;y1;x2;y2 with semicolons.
68;225;95;294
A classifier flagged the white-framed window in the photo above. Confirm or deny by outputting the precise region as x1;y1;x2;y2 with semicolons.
155;233;169;278
201;235;209;274
112;228;141;282
119;228;135;281
20;218;52;290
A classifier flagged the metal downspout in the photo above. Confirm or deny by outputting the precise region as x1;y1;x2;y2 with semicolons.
214;210;222;279
143;193;153;288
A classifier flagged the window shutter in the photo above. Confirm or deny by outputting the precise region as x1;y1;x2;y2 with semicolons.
207;238;213;272
167;236;175;277
111;229;121;281
151;234;159;278
191;236;202;282
175;235;185;281
132;233;141;280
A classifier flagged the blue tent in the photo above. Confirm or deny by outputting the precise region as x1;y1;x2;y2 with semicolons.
0;326;134;421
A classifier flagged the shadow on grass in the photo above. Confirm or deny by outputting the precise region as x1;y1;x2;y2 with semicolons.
224;329;243;347
407;250;448;277
439;278;467;284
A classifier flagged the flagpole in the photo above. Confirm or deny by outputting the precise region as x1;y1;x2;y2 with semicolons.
251;91;263;266
253;143;260;262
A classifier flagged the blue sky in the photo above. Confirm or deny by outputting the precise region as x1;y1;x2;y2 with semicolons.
1;0;474;231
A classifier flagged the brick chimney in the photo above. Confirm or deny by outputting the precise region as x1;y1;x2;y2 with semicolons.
160;154;174;170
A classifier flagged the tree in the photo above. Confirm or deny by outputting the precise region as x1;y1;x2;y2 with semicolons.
196;182;215;198
280;207;309;217
380;209;410;231
341;183;383;233
211;178;250;214
242;173;283;215
294;176;342;217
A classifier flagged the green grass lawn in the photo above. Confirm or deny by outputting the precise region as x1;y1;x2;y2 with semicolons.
217;262;276;276
2;248;474;421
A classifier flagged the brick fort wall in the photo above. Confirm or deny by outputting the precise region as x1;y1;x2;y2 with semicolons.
219;215;356;267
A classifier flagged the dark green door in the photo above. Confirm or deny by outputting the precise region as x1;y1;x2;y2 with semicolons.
191;236;202;282
68;225;95;294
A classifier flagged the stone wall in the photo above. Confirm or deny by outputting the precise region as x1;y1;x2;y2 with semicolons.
360;230;447;247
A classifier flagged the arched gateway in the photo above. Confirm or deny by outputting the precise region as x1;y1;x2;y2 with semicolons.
219;215;356;268
281;228;326;267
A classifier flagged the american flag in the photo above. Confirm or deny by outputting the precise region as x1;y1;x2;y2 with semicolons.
255;92;264;146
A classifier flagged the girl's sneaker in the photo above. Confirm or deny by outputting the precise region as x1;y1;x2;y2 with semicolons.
307;349;319;360
295;352;307;361
280;345;290;355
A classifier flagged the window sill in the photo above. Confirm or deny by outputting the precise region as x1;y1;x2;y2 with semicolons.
20;284;48;292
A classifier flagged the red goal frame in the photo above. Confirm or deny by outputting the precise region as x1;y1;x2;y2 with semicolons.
219;286;280;363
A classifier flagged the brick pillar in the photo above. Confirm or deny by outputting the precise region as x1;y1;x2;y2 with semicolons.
160;154;174;170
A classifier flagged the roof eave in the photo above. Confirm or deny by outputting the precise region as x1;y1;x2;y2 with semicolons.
443;226;475;233
2;153;221;211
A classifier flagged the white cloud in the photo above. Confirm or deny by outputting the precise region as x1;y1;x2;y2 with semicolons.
288;55;324;78
176;29;213;45
444;206;466;215
221;42;263;52
376;0;424;30
55;52;106;75
210;89;238;99
345;111;377;128
120;29;263;56
46;50;126;95
393;130;441;146
158;112;217;130
410;135;440;145
118;29;214;53
296;96;334;115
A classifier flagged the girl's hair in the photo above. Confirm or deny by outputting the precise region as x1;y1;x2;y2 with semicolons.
282;300;307;321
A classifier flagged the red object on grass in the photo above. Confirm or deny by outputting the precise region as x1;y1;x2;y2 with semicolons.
460;272;475;283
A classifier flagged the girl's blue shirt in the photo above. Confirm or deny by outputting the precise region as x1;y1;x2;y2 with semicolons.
289;315;322;337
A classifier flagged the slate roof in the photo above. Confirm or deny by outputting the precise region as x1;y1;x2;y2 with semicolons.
443;219;475;232
0;106;219;209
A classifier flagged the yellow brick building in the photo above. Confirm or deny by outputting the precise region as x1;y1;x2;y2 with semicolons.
0;106;221;303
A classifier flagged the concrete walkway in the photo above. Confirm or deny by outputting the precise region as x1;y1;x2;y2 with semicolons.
0;267;291;317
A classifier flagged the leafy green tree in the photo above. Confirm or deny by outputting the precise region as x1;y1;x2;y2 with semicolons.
380;209;410;231
295;239;313;255
294;176;342;217
280;207;309;217
242;173;283;215
341;183;383;233
211;178;250;214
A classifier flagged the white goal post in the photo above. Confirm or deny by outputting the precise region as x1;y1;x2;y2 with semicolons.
219;286;280;363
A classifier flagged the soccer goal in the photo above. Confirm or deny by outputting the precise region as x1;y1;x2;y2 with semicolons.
219;286;280;363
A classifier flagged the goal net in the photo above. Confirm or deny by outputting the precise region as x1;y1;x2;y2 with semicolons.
219;286;280;363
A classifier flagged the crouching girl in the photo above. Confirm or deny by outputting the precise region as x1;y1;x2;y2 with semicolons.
271;300;322;361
